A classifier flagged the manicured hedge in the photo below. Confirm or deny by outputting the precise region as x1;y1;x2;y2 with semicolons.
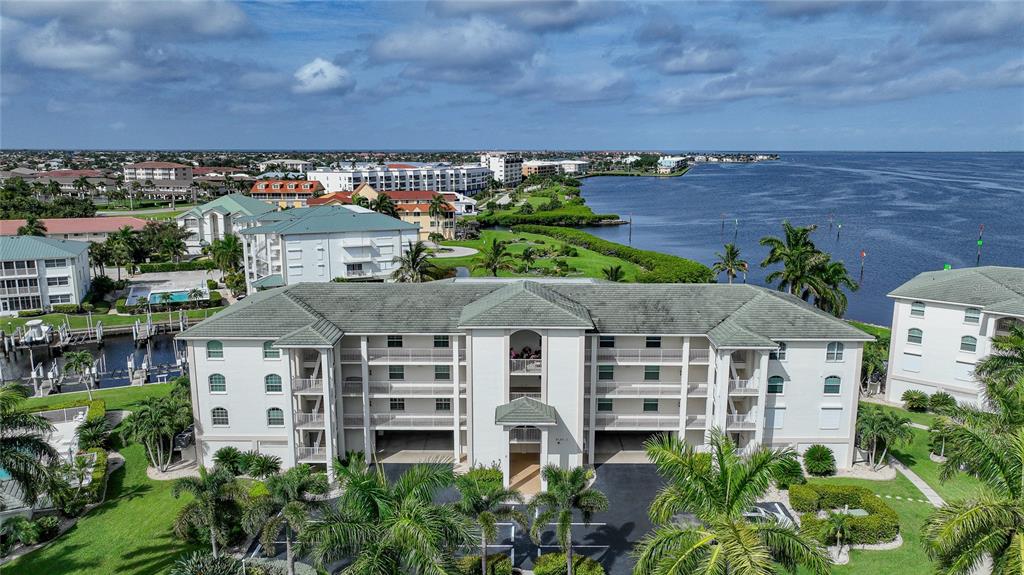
50;304;82;314
533;553;606;575
477;208;618;227
137;259;216;273
790;483;899;545
17;309;45;317
456;554;512;575
512;225;714;283
84;448;109;502
30;398;106;423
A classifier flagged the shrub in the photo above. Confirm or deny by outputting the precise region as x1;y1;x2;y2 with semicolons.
84;448;109;502
476;206;619;227
795;484;899;545
929;391;956;413
803;444;836;476
464;465;504;488
137;260;216;273
775;457;807;489
788;484;820;512
17;309;44;317
82;303;95;312
533;553;605;575
206;279;219;290
7;516;41;545
90;275;116;297
456;554;513;575
51;304;82;314
34;516;61;542
511;225;714;283
901;390;929;412
115;298;128;314
213;446;244;475
208;291;223;306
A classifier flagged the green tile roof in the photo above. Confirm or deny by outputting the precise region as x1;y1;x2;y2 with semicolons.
274;319;344;348
251;274;285;289
494;397;557;426
889;266;1024;314
183;193;275;219
0;236;89;260
239;205;417;236
178;279;872;347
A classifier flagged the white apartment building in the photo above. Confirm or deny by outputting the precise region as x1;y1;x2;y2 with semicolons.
0;236;91;315
178;279;870;488
479;152;523;186
123;161;193;184
885;266;1024;406
256;159;313;173
558;160;590;175
238;205;418;291
176;194;275;256
308;163;492;195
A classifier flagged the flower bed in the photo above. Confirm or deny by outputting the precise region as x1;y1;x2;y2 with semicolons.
790;483;900;545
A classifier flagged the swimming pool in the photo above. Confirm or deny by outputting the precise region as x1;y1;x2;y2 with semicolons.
125;286;209;306
0;469;10;481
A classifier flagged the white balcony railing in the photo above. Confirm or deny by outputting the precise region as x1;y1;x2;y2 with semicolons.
591;383;680;397
343;414;364;427
689;348;711;362
685;415;708;428
367;382;457;396
367;348;465;363
509;392;541;400
728;379;758;394
510;359;542;374
371;413;466;429
296;447;327;462
727;413;758;430
346;269;371;277
687;382;709;395
292;378;323;394
0;286;40;295
595;348;684;363
293;412;325;427
0;267;37;278
594;414;680;429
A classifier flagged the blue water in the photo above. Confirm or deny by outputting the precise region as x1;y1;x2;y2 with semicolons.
580;152;1024;325
0;469;10;481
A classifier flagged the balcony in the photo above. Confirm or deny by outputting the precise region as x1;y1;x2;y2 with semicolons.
590;382;680;397
292;378;323;394
296;447;327;463
367;348;464;363
0;267;38;278
370;413;466;429
367;382;458;397
594;348;684;364
689;349;711;362
685;415;708;429
293;412;325;428
593;414;680;429
728;379;758;395
0;285;40;296
510;358;542;374
687;382;709;396
727;413;758;430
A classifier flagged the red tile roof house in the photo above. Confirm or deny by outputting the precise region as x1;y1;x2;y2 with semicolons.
0;216;149;243
250;180;326;207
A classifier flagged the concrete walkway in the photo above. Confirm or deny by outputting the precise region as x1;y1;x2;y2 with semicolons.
429;245;478;258
888;455;945;506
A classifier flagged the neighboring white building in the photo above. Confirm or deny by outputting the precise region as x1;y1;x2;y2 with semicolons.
447;191;478;216
308;163;492;195
0;236;91;315
657;156;687;174
123;161;193;184
479;152;523;186
885;266;1024;406
178;279;870;487
257;159;313;173
176;194;275;256
238;205;419;290
558;160;590;175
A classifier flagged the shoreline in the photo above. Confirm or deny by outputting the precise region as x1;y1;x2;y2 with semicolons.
580;166;691;178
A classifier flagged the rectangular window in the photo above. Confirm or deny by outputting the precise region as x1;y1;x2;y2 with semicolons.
389;398;405;411
435;398;451;412
49;294;71;304
766;407;785;429
433;335;450;348
902;353;922;373
387;335;403;348
645;336;662;348
46;276;70;287
955;361;974;381
644;366;660;381
388;365;405;380
44;259;66;268
434;365;451;380
597;398;613;412
819;407;842;430
598;365;614;380
643;398;659;412
599;336;615;348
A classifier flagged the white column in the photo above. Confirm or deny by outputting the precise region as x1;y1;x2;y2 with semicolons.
360;336;372;458
465;334;474;463
679;337;690;440
320;348;336;481
754;351;769;446
452;337;461;465
587;336;597;466
711;350;731;439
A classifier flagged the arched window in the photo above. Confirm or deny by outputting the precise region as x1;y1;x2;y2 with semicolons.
209;374;226;393
964;308;981;325
266;408;284;426
767;376;785;394
960;336;977;353
770;343;787;361
262;341;280;359
207;340;223;359
826;342;844;361
265;374;282;393
910;301;926;317
908;328;923;345
823;376;841;395
211;407;229;426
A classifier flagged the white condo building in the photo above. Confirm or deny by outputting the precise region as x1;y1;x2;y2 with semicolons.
123;161;193;184
885;266;1024;405
0;236;91;315
479;152;523;186
177;194;275;256
308;163;491;195
178;279;870;487
239;205;418;291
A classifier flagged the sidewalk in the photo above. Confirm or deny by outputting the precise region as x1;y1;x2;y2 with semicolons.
888;455;945;507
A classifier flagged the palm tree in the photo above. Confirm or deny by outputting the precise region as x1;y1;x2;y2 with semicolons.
299;452;471;574
760;223;828;299
455;470;527;575
209;234;243;278
857;405;914;468
246;453;282;479
243;465;328;575
353;195;371;209
0;384;58;505
162;235;187;263
187;288;205;310
391;240;436;283
428;194;449;239
173;465;241;558
814;258;859;317
124;395;191;472
16;215;47;237
924;426;1024;575
369;193;399;217
63;350;95;401
711;243;748;284
159;291;174;312
528;465;609;575
521;247;537;270
473;238;514;277
76;416;112;450
634;431;830;575
601;264;625;282
975;323;1024;386
89;241;108;277
823;511;852;559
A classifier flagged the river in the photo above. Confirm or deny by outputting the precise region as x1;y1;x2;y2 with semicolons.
580;152;1024;325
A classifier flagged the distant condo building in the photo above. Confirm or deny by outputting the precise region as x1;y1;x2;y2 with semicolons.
256;159;313;173
307;184;458;240
522;160;561;179
179;279;870;486
657;156;687;174
557;160;590;175
308;163;491;195
0;236;91;315
885;266;1024;406
250;179;326;208
238;204;417;291
479;152;523;186
177;194;275;256
123;161;193;184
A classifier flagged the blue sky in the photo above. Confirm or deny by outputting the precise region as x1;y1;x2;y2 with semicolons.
1;0;1022;151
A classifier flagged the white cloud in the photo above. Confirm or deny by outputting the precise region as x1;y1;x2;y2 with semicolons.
427;0;623;32
18;21;133;72
293;58;355;95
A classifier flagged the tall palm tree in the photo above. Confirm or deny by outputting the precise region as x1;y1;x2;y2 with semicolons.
521;247;537;270
814;258;859;317
391;240;436;283
601;264;625;282
473;238;514;277
188;288;205;310
89;241;108;277
428;194;449;239
209;234;243;277
16;215;47;237
0;384;58;505
124;395;191;472
299;452;471;574
924;426;1024;575
711;243;748;284
856;405;914;468
975;323;1024;385
634;431;830;575
63;350;95;401
173;465;241;558
455;470;527;575
369;193;399;217
159;292;174;312
528;465;609;575
243;465;328;575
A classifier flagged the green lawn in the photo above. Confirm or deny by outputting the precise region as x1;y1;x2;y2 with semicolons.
859;401;936;428
433;230;644;280
2;307;225;332
890;427;985;502
5;441;198;575
847;320;891;340
137;209;188;221
23;382;175;412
